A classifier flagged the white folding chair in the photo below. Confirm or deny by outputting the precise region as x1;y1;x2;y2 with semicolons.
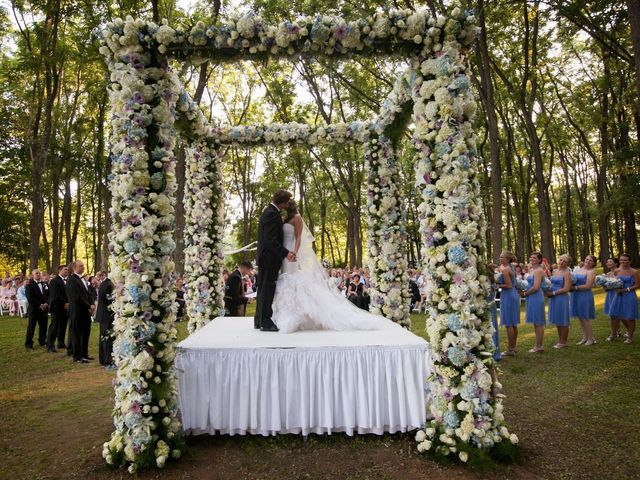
18;300;27;317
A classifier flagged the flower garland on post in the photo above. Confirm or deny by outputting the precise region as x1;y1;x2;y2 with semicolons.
183;140;226;334
409;9;518;462
364;133;410;327
100;18;185;473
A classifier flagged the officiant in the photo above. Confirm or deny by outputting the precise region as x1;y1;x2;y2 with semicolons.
225;261;253;316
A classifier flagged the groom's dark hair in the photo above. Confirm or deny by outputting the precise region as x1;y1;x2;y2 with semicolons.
272;189;292;205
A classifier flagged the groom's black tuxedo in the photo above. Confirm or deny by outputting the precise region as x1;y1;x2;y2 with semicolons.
254;203;289;329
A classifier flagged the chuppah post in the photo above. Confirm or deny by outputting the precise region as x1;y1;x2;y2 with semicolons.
100;18;185;472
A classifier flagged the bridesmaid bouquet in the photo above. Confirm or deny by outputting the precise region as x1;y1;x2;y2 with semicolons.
595;275;623;290
540;277;552;292
514;278;528;292
570;273;578;285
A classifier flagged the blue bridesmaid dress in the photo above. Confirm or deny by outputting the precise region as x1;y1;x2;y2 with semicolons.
609;275;639;320
498;272;520;327
603;284;616;316
548;275;570;326
487;284;501;361
525;275;545;326
570;274;595;319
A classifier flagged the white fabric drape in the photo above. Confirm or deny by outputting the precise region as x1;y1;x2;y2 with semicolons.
175;318;433;436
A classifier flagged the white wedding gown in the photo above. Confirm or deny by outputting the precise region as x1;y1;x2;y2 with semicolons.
272;222;391;333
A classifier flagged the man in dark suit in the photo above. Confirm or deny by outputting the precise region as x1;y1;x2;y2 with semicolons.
95;276;115;368
254;190;296;331
225;261;252;317
66;260;95;363
45;265;69;352
24;269;49;349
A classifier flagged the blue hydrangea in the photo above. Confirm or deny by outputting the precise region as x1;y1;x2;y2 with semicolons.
444;410;461;428
457;155;471;170
124;412;142;429
447;346;467;367
451;75;470;93
447;245;467;265
460;381;478;401
123;239;140;254
128;285;141;304
113;339;135;357
435;142;452;157
447;314;462;332
436;55;454;76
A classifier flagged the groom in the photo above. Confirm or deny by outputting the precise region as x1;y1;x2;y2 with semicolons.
254;189;297;332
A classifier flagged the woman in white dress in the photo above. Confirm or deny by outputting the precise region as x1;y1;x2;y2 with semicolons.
272;200;392;333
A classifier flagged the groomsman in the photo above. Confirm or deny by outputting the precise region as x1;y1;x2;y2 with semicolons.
24;269;49;349
66;260;95;363
225;261;252;316
46;265;69;352
95;275;115;368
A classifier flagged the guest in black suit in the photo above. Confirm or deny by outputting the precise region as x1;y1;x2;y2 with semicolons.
254;190;297;331
66;260;95;363
88;276;99;305
45;265;69;352
347;274;369;311
24;269;49;349
95;276;115;368
225;261;252;316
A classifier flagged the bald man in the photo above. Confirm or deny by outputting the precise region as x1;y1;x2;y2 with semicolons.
24;269;49;349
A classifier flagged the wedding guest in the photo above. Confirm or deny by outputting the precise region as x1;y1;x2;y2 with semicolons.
408;270;421;312
88;275;99;306
609;253;639;344
45;265;69;353
498;251;520;356
347;274;365;309
222;269;229;284
548;254;572;349
66;260;95;363
1;280;18;315
521;252;546;353
604;258;622;341
225;261;252;316
17;279;28;314
24;269;49;350
95;275;115;369
571;255;597;346
175;277;186;321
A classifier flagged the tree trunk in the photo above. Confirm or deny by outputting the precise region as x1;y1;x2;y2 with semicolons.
476;0;502;261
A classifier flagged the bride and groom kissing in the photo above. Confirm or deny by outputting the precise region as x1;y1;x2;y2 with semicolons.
253;189;390;334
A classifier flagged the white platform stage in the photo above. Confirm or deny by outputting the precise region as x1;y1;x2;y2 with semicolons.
175;317;432;436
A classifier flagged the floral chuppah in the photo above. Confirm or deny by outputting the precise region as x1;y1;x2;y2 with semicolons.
99;5;516;473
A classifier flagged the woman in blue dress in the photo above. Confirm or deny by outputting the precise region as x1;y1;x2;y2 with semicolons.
604;257;621;341
571;255;597;346
497;251;520;356
521;252;546;353
548;254;572;348
609;253;639;344
487;264;501;361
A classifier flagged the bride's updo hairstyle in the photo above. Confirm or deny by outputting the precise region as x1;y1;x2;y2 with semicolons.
285;200;298;223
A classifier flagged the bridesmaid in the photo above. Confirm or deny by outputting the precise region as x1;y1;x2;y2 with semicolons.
547;254;572;348
604;257;621;341
571;255;597;346
497;251;520;356
521;252;546;353
487;263;501;361
609;253;639;344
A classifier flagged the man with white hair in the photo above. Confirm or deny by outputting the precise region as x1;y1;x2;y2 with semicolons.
24;269;49;350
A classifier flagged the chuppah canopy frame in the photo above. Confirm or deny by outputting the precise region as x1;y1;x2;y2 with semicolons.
99;6;516;473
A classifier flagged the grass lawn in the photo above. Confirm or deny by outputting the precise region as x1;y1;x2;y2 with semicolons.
1;290;638;479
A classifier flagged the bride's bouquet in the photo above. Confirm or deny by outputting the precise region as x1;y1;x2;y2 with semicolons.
595;275;623;290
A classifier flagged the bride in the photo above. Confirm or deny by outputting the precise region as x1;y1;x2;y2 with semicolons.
272;200;391;333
